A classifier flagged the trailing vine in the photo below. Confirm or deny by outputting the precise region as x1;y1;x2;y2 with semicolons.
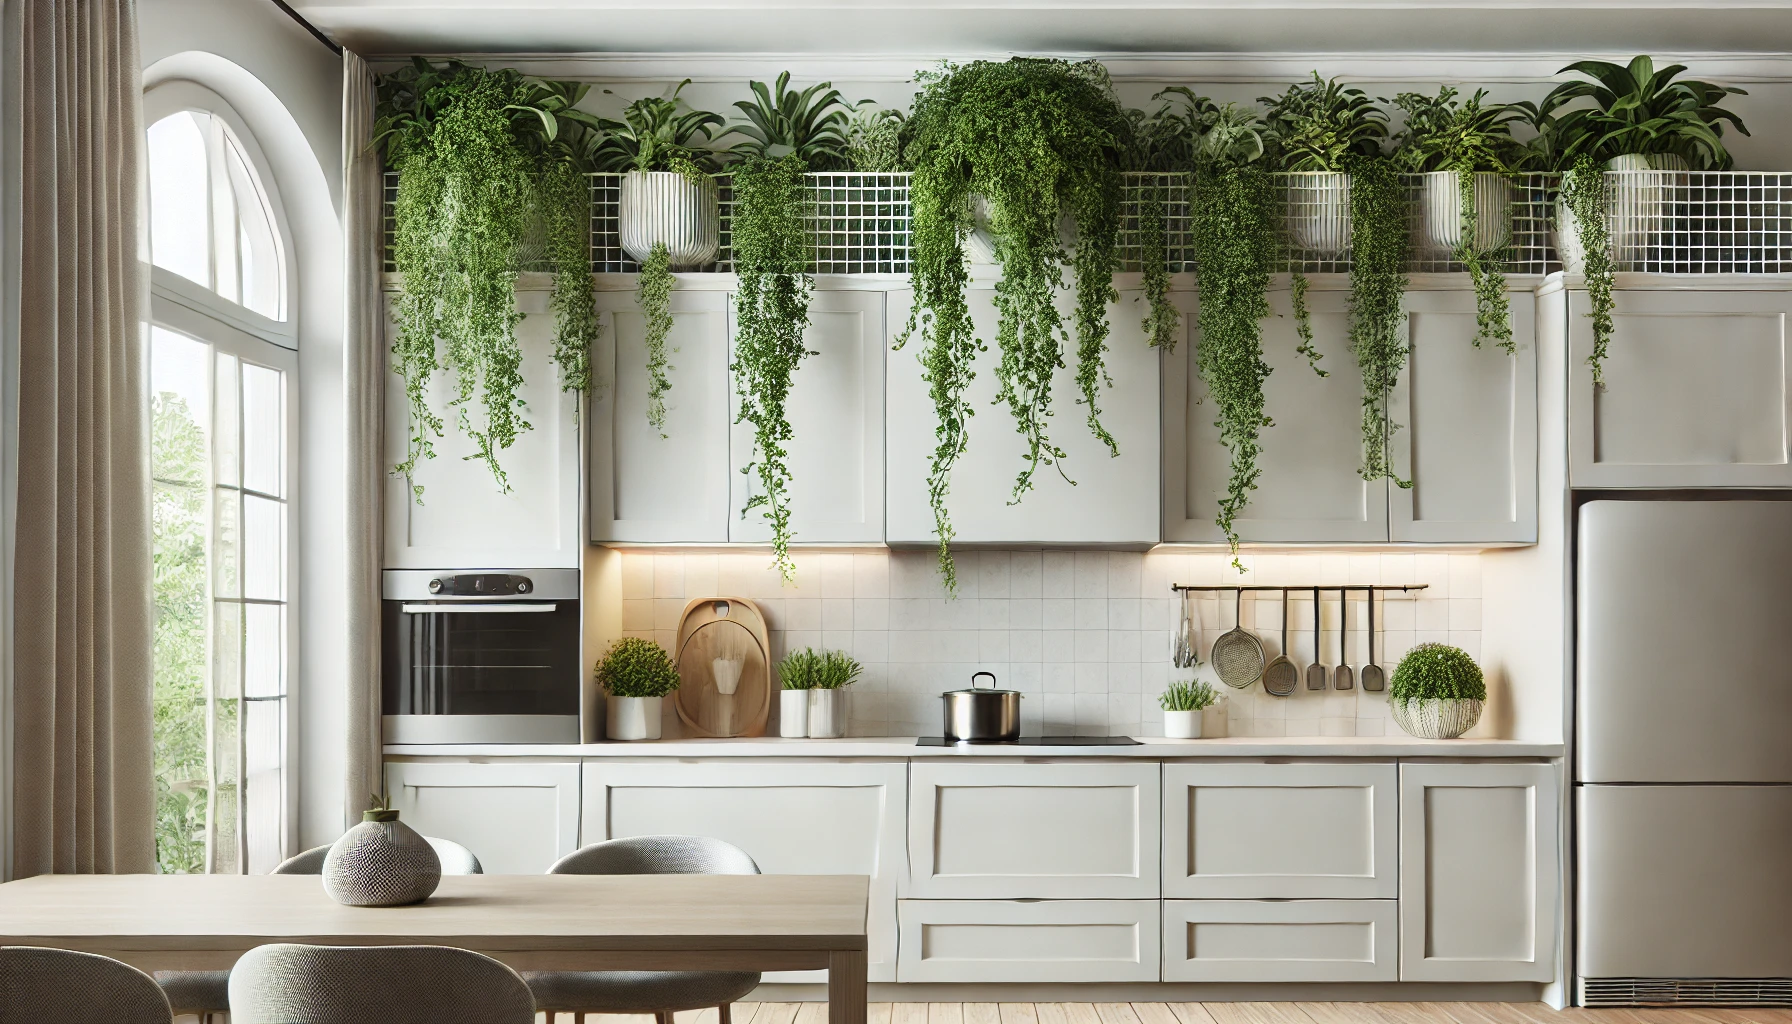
1458;167;1516;353
637;242;675;436
1347;157;1412;488
1563;156;1616;386
1138;186;1177;351
543;158;599;392
730;155;815;583
1290;271;1325;374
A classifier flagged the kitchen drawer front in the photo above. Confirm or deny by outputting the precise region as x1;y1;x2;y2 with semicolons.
908;762;1161;898
1162;762;1397;898
1163;899;1398;982
897;899;1161;983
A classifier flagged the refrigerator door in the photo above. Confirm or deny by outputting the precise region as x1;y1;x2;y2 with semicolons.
1577;784;1792;978
1578;499;1792;783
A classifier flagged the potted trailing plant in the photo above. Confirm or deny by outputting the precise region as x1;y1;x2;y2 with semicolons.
1263;73;1389;257
898;58;1134;592
779;647;862;739
1159;679;1219;739
1346;154;1412;489
1388;641;1486;739
1124;87;1207;353
1393;87;1534;353
376;59;604;496
593;80;728;268
596;637;681;741
636;241;675;437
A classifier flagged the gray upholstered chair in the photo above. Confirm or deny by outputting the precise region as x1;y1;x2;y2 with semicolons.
523;835;763;1024
226;943;534;1024
0;945;173;1023
157;838;484;1021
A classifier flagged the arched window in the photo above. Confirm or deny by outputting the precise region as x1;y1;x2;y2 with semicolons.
145;82;294;876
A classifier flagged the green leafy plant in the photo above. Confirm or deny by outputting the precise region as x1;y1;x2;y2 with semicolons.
1125;88;1212;354
1390;642;1486;704
637;242;675;435
1348;156;1411;487
898;58;1132;592
730;72;855;169
846;104;906;172
779;648;863;690
1562;156;1617;386
731;155;815;584
1158;679;1218;712
591;80;727;177
1521;55;1749;171
596;636;682;699
378;59;603;496
1394;87;1533;353
1262;73;1389;172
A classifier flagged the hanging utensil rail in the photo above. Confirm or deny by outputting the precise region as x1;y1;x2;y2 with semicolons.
1169;585;1429;593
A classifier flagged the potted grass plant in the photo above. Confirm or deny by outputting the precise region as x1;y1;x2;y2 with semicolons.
1388;642;1486;739
1159;680;1219;739
594;80;728;268
778;648;861;738
1263;73;1389;257
596;637;681;741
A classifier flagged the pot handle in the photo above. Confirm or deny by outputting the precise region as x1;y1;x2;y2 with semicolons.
971;671;997;690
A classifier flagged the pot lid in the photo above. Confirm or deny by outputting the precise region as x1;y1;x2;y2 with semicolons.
941;686;1022;696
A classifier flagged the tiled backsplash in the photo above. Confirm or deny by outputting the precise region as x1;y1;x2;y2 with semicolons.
618;549;1483;738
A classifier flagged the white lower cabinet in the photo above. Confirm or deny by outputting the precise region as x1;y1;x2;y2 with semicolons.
382;760;581;876
1399;762;1560;981
897;899;1161;983
1162;899;1398;982
580;760;906;983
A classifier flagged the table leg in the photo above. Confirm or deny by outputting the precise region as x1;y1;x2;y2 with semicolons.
826;948;867;1024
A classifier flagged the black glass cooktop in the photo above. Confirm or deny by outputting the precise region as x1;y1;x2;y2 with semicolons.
916;735;1141;746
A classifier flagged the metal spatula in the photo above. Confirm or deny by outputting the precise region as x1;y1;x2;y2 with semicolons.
1333;588;1355;690
1361;589;1386;691
1305;586;1328;690
1212;589;1265;689
1262;589;1298;697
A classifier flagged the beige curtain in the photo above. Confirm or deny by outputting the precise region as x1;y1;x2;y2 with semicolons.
10;0;154;876
341;49;384;827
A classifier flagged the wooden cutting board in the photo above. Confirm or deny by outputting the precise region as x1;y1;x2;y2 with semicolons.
673;596;771;738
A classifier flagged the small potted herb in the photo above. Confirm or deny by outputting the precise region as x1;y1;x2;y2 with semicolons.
594;80;727;268
1263;73;1389;257
778;648;861;739
1159;680;1219;739
1388;642;1486;739
596;637;681;741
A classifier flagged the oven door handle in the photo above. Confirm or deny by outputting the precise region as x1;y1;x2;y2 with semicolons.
400;603;558;614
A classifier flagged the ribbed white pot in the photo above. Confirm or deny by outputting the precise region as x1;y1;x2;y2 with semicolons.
1390;697;1484;739
606;695;662;741
1163;709;1203;739
779;689;809;738
1415;171;1514;260
619;170;720;268
1285;171;1352;257
807;689;847;738
1555;154;1687;273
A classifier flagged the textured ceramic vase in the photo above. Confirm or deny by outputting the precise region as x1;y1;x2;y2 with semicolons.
1390;697;1484;739
323;809;441;907
1285;171;1352;257
1415;171;1514;260
619;170;720;267
606;695;662;741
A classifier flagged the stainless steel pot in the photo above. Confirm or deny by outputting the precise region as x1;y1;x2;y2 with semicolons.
941;671;1022;743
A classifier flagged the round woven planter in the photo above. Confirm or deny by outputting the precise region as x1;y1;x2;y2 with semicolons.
1390;697;1484;739
323;814;441;907
1285;171;1352;257
1415;171;1514;260
619;170;720;268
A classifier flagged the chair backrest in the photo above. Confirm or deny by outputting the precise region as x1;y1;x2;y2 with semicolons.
549;834;760;876
226;943;533;1024
274;837;482;875
0;946;173;1024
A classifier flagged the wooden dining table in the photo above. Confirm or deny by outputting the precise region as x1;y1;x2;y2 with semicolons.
0;872;869;1023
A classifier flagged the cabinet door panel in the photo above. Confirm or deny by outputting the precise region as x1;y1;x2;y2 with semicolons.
1163;899;1398;982
908;762;1159;898
383;761;580;876
730;290;885;543
591;288;731;542
1391;288;1538;542
898;899;1160;983
1163;762;1397;898
886;288;1161;545
1569;289;1792;487
1399;761;1560;981
1165;283;1387;542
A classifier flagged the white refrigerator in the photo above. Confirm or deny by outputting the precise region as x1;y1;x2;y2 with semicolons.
1576;500;1792;1006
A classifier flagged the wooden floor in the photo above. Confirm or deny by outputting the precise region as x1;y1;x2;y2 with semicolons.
530;1004;1792;1024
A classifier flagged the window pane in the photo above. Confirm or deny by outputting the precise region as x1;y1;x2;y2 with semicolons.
147;112;212;288
244;602;283;700
223;130;284;320
242;495;282;602
214;487;240;599
243;697;285;874
209;694;240;875
242;362;282;497
214;352;239;488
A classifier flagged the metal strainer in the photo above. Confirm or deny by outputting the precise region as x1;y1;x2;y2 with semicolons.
1212;589;1266;689
1262;589;1299;697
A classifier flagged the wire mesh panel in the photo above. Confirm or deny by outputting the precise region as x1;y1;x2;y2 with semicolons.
1606;171;1792;273
1119;172;1194;273
805;172;913;274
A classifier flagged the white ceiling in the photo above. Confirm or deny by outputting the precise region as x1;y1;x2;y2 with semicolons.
293;0;1792;57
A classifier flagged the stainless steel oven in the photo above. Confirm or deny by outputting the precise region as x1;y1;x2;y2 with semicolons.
381;569;580;743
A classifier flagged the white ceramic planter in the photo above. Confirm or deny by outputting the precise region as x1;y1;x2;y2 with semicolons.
1390;696;1484;739
606;695;663;741
779;689;809;738
619;170;720;268
807;689;847;738
1163;709;1203;739
1415;171;1514;260
1554;154;1687;273
1285;171;1351;257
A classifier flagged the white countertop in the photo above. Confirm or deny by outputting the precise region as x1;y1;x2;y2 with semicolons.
384;736;1563;759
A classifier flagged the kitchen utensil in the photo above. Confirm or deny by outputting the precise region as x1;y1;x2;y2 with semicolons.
1361;590;1386;691
674;598;771;737
1306;586;1328;690
1333;589;1355;690
1262;589;1298;697
942;670;1022;743
1171;589;1196;669
1211;590;1266;689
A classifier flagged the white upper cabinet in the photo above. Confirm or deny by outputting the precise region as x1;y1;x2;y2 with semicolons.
1390;286;1538;543
383;287;583;569
1568;287;1792;488
886;287;1162;546
590;287;732;543
730;289;886;544
1164;282;1387;544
